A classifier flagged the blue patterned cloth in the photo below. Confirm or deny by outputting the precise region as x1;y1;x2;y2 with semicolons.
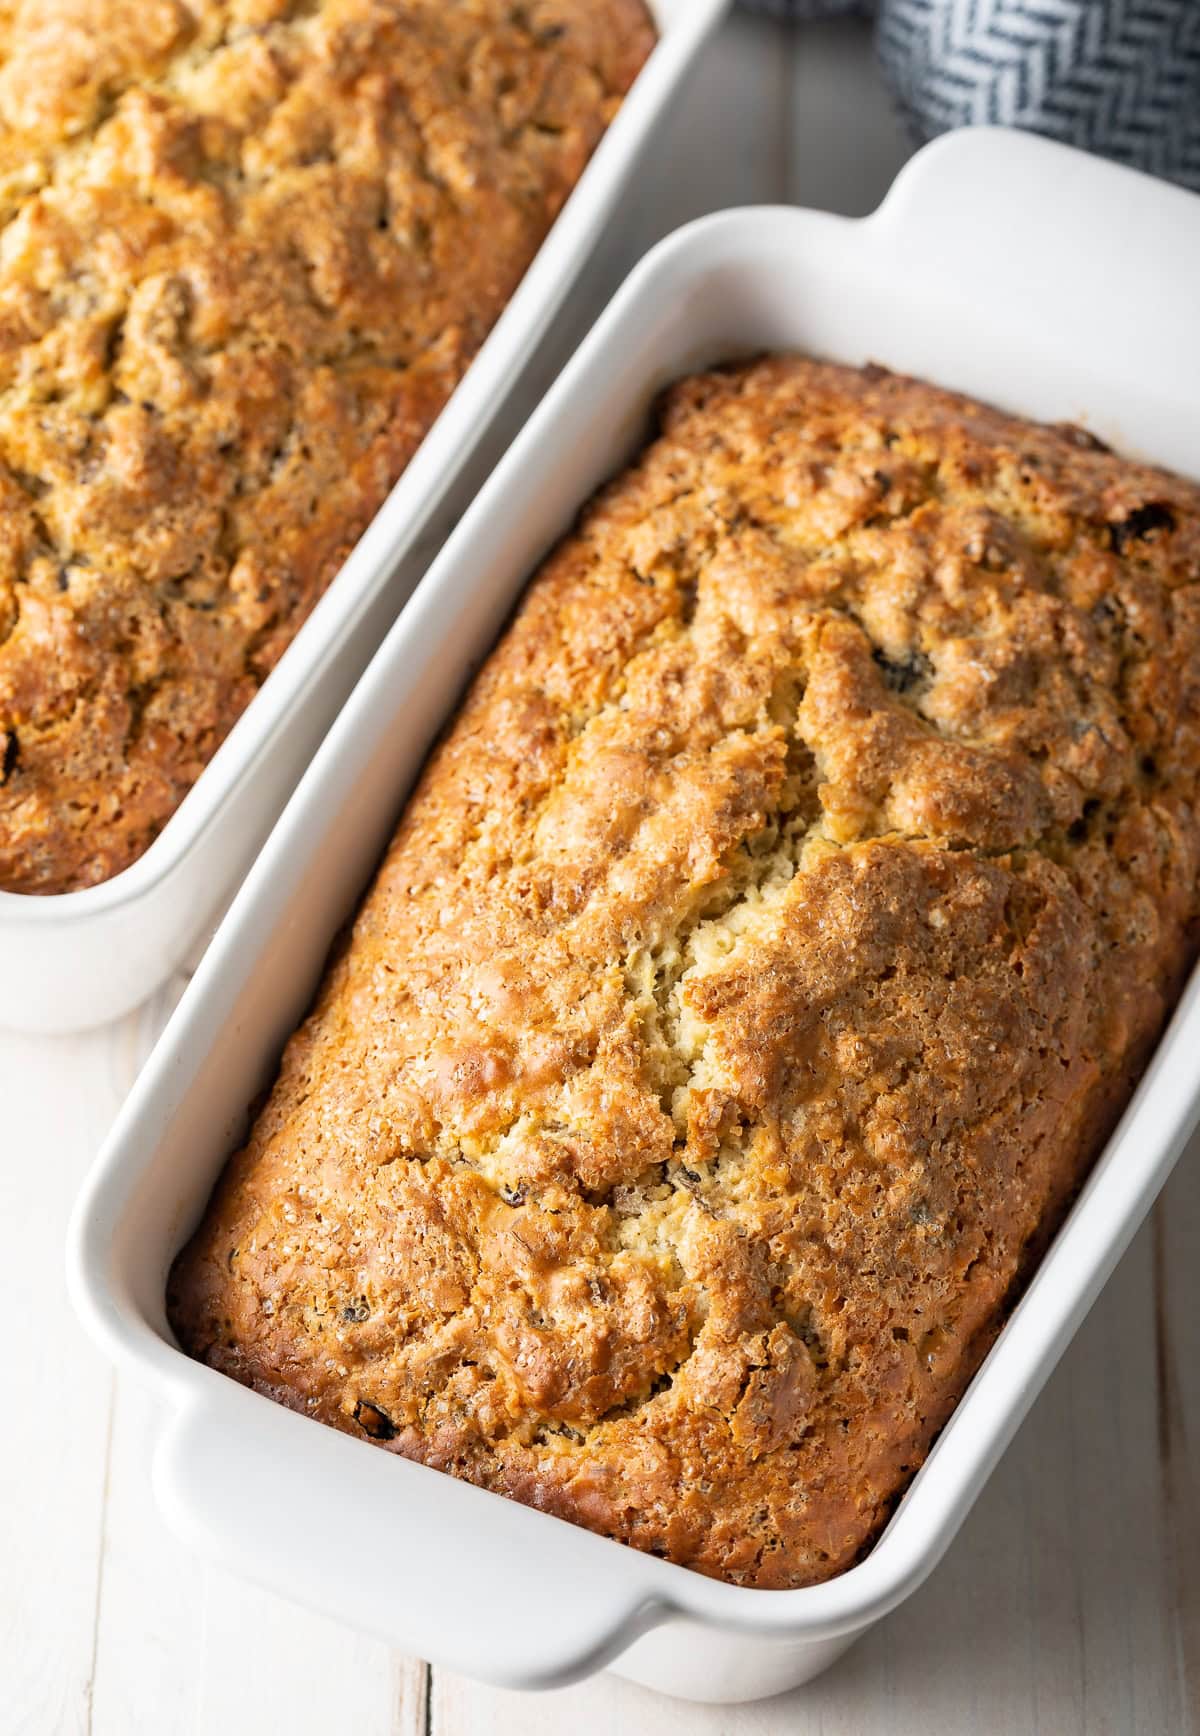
742;0;1200;191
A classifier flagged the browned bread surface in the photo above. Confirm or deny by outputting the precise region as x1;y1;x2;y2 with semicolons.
0;0;654;892
170;356;1200;1588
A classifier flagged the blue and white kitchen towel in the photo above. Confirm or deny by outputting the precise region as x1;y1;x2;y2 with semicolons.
742;0;1200;191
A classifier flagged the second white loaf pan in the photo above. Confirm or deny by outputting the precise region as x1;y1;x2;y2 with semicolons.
0;0;728;1034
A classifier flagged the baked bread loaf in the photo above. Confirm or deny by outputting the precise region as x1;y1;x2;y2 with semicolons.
0;0;654;893
169;357;1200;1589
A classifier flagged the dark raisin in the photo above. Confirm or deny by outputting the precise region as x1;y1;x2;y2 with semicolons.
1109;503;1176;554
1055;423;1112;453
872;645;931;696
1067;798;1102;843
1;732;18;783
341;1300;370;1323
353;1399;396;1441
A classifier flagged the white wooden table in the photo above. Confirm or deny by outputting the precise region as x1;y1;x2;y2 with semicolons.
3;15;1197;1733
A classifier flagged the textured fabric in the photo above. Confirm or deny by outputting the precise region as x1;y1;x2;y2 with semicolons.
740;0;1200;191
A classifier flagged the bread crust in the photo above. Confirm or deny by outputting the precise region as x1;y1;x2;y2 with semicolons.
0;0;655;892
170;356;1200;1588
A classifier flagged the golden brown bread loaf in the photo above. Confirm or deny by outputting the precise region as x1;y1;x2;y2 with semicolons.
0;0;654;893
169;357;1200;1589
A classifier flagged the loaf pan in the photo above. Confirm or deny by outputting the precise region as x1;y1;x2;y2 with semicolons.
0;0;728;1034
68;131;1200;1701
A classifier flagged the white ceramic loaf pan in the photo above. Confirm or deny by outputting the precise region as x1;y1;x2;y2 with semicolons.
69;131;1200;1703
0;0;728;1035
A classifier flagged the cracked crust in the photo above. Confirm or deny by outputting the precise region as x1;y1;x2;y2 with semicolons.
0;0;655;892
168;357;1200;1588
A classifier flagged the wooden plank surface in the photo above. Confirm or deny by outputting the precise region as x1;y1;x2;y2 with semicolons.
2;12;1197;1735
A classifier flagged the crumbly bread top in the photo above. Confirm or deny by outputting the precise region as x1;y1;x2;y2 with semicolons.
0;0;654;892
169;357;1200;1588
